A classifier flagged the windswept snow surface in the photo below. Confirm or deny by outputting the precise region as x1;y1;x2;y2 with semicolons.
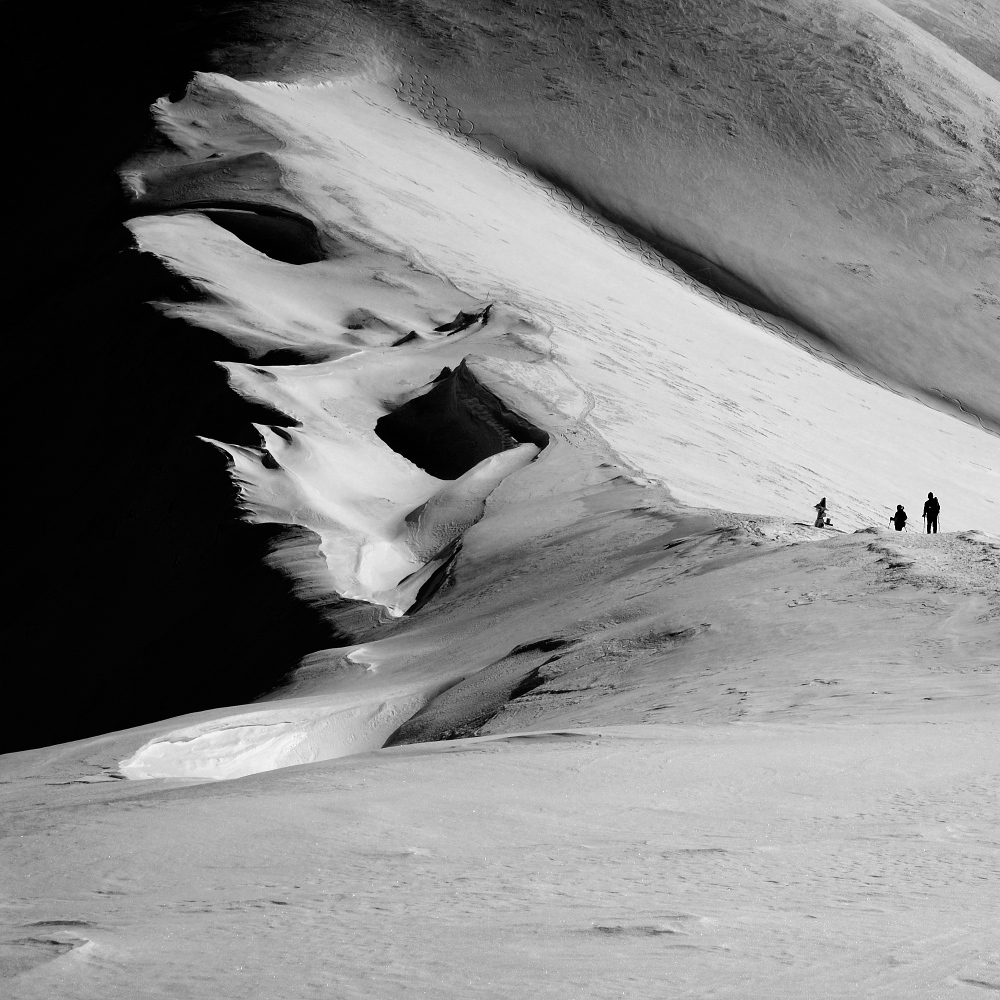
111;69;1000;780
4;521;999;995
5;721;1000;1000
179;0;1000;427
128;72;998;538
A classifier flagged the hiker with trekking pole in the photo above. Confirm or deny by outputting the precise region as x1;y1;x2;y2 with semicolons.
814;497;830;528
923;492;940;533
889;505;908;531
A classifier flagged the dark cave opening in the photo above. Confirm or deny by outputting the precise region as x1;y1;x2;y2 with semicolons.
131;202;327;265
200;207;326;265
374;360;549;480
5;245;343;754
8;1;349;755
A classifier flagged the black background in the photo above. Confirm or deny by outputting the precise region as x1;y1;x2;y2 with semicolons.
7;2;341;753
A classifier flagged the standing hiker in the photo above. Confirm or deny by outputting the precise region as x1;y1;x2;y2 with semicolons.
814;497;828;528
890;505;907;531
923;492;940;533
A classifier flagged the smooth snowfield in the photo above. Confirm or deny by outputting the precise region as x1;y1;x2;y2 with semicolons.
5;727;999;998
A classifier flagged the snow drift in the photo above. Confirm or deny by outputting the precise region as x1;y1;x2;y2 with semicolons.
110;67;999;782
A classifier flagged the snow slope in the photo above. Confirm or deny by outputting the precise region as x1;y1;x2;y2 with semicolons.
197;0;1000;427
3;525;997;996
4;13;1000;997
128;71;998;557
105;67;1000;779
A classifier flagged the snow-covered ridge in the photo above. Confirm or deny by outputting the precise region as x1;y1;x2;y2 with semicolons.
116;68;999;778
126;70;999;538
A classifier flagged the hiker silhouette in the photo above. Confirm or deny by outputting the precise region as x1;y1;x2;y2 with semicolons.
814;497;827;528
923;492;940;533
890;505;907;531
